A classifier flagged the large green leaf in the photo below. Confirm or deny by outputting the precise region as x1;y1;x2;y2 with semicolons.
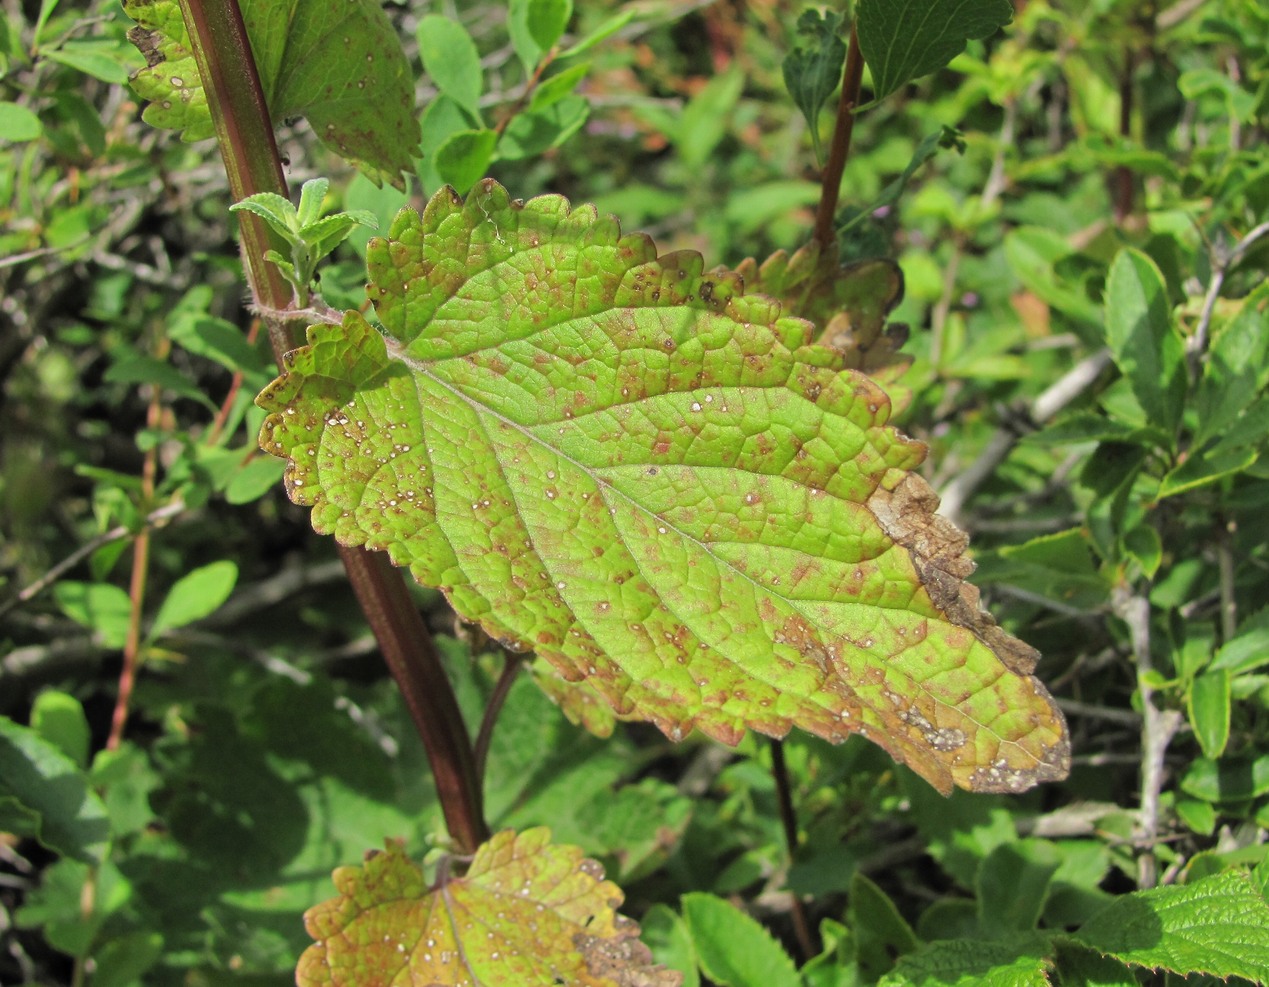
856;0;1013;105
1072;869;1269;982
123;0;419;187
297;830;678;987
257;180;1069;795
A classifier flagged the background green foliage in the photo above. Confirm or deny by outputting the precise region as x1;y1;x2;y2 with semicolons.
2;0;1268;984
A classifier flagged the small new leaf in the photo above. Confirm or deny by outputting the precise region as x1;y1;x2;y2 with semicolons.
782;9;847;165
856;0;1013;105
297;830;680;987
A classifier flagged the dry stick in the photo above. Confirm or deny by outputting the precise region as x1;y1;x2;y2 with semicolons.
178;0;488;853
938;348;1113;527
811;22;864;250
768;739;816;962
1113;586;1182;889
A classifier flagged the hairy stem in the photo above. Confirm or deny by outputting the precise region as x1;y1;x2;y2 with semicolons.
177;0;488;852
769;739;816;961
812;21;864;249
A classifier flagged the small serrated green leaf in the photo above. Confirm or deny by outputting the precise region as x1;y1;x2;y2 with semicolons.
417;14;484;122
1073;870;1269;982
1104;248;1186;439
781;9;846;165
229;192;300;237
682;893;800;987
877;934;1053;987
856;0;1013;105
1189;670;1230;758
295;177;330;228
435;128;497;193
150;560;238;638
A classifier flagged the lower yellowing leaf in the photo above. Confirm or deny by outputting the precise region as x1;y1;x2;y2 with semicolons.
258;180;1069;794
297;830;680;987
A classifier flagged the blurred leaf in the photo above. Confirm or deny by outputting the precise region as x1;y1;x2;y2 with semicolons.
682;892;800;987
1210;610;1269;676
857;0;1012;104
0;100;43;141
297;831;677;987
1122;524;1162;579
1181;755;1269;802
976;840;1061;934
851;872;919;980
53;580;133;648
526;0;572;51
677;68;744;169
498;94;589;160
1195;283;1269;446
1188;670;1230;759
434;128;496;193
44;38;139;83
30;690;90;769
782;8;845;164
417;14;483;121
91;931;165;987
1104;248;1186;439
0;716;111;865
641;904;700;987
530;61;591;111
150;559;238;637
1073;870;1269;981
559;9;635;59
103;353;218;411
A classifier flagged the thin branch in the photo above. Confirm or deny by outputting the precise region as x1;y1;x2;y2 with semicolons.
769;739;816;962
473;653;523;783
1189;220;1269;377
0;500;185;620
1113;586;1182;889
938;348;1113;526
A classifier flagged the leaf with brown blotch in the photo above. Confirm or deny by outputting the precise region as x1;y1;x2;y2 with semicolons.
733;240;911;385
297;830;681;987
257;179;1069;794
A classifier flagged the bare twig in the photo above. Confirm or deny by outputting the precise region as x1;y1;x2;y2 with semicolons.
1113;586;1182;889
1189;220;1269;378
0;500;185;621
938;348;1113;525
